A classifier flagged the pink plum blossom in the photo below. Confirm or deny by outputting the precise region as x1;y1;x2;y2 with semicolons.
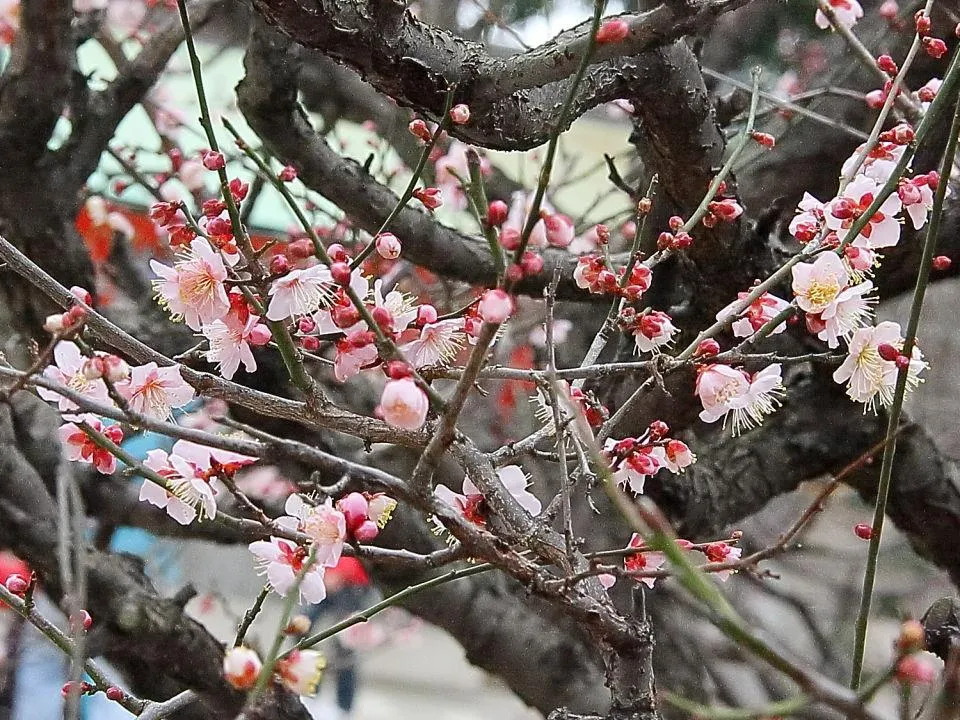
150;238;230;331
139;447;219;525
266;265;337;321
435;465;541;524
399;319;465;368
280;495;347;568
37;341;109;412
202;315;264;380
59;415;122;474
119;362;195;419
478;289;513;324
624;534;667;589
815;0;863;30
717;292;791;338
633;311;678;353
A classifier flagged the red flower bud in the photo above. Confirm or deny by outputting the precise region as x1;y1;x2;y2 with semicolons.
694;338;720;357
330;262;352;286
595;18;629;44
449;104;471;125
854;523;873;540
877;54;899;75
300;336;320;352
923;36;948;59
286;239;314;261
932;255;952;271
201;150;225;171
105;687;125;702
408;119;432;142
486;200;508;227
278;165;298;182
915;11;931;35
269;254;290;275
750;131;776;148
384;361;412;380
877;343;900;361
668;215;684;232
4;574;28;595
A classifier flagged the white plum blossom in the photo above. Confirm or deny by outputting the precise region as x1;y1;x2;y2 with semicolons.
399;319;465;368
150;238;230;331
832;321;925;411
816;280;876;348
792;252;849;314
58;415;123;475
841;141;905;184
248;537;327;604
37;341;109;412
633;311;678;353
435;465;541;524
789;193;826;243
266;265;338;321
651;440;696;474
119;362;195;419
276;650;326;696
696;364;784;435
139;447;219;525
624;534;667;589
280;495;347;568
815;0;863;29
898;175;938;230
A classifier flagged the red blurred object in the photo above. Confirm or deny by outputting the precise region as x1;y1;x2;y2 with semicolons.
327;557;370;587
0;551;30;586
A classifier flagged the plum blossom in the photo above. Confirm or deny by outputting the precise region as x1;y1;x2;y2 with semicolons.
266;265;337;321
826;175;902;249
435;465;541;524
399;319;465;368
632;311;678;353
789;193;826;243
276;650;326;696
202;315;266;380
624;534;667;589
249;537;327;604
841;141;905;184
816;280;876;348
150;238;230;331
59;415;123;474
605;441;662;495
280;495;346;568
478;289;513;324
717;292;791;338
652;440;696;473
815;0;863;31
898;174;938;230
37;341;109;412
379;378;429;430
832;321;925;411
704;542;742;581
139;447;219;525
119;363;194;419
792;252;849;314
696;364;784;435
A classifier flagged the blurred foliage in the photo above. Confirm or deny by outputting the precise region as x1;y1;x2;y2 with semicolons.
503;0;551;22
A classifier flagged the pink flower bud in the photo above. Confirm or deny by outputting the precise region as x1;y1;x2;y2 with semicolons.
300;336;320;352
449;104;471;125
648;420;669;440
879;0;898;20
248;324;271;346
923;37;947;58
353;520;380;542
105;687;125;702
854;523;873;539
4;574;28;595
379;378;429;430
487;200;508;227
672;232;693;249
71;609;93;631
70;286;92;305
499;227;521;251
201;150;225;171
668;215;684;232
750;131;776;148
520;251;543;276
895;354;911;369
223;646;262;691
371;305;394;332
330;262;352;286
932;255;952;271
413;187;443;210
505;264;524;284
896;655;937;685
337;492;369;531
694;339;720;357
408;119;432;142
64;305;88;328
286;239;314;260
898;182;922;205
327;243;349;263
269;254;290;275
542;213;575;248
229;178;249;202
878;343;900;361
384;361;412;380
876;54;898;75
865;89;886;109
375;232;402;260
202;199;226;217
278;165;298;182
915;11;931;35
416;304;438;326
596;18;629;44
478;289;514;324
297;317;316;334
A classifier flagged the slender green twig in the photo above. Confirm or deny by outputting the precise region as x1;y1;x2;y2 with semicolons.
850;80;960;691
663;692;810;719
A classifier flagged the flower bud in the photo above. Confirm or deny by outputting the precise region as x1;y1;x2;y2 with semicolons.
877;54;899;75
449;104;471;124
486;200;508;227
269;254;290;275
854;523;873;539
478;289;513;324
637;197;652;215
4;573;28;595
354;519;380;542
278;165;298;182
895;354;911;369
520;252;543;276
413;187;443;210
750;131;776;148
498;227;521;251
285;614;312;635
375;232;402;260
505;264;524;284
668;215;684;232
379;378;429;430
865;89;886;109
384;361;412;380
915;11;931;35
416;304;438;326
595;18;629;44
248;324;272;346
223;646;263;691
70;286;92;305
201;150;225;171
932;255;952;271
105;687;125;702
877;343;900;361
298;317;316;334
286;239;314;261
408;119;432;142
43;314;66;333
330;262;352;286
897;619;926;653
923;37;948;59
337;492;369;532
694;339;720;357
300;336;320;352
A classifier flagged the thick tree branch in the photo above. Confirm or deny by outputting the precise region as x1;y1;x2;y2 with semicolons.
247;0;749;150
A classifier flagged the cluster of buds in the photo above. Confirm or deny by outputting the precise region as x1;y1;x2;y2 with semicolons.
43;286;94;334
702;197;744;228
81;353;131;383
604;420;696;494
503;251;544;283
336;492;397;542
574;255;652;298
865;78;903;109
877;341;915;370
